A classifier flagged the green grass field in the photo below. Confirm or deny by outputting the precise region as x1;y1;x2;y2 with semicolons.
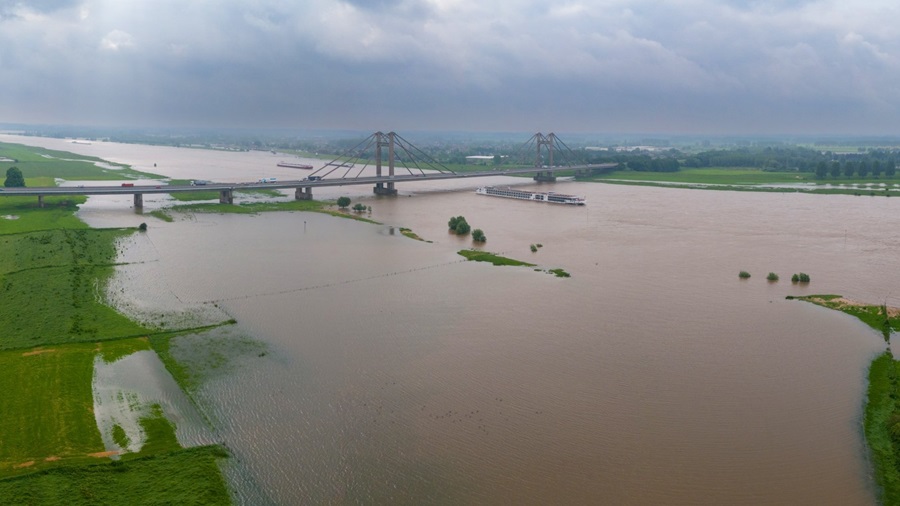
586;167;900;195
864;353;900;506
0;445;230;506
0;142;161;182
0;229;151;350
0;338;190;477
0;144;233;503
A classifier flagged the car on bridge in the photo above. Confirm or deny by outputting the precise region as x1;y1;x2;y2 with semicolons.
304;176;322;181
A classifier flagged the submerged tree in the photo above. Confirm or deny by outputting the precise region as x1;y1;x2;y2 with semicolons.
336;196;351;208
472;229;486;242
448;215;470;235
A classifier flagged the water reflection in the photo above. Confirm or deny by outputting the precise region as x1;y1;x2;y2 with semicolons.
92;350;214;457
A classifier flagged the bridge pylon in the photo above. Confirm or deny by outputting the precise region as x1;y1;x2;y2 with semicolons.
373;132;398;196
533;133;557;182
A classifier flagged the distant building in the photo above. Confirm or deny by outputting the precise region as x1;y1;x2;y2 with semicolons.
465;155;505;165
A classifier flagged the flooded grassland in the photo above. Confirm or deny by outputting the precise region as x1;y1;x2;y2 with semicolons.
4;135;900;504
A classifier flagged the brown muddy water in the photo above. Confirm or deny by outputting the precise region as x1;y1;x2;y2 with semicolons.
5;135;898;504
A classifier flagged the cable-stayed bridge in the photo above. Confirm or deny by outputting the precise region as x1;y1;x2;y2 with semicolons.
0;132;617;208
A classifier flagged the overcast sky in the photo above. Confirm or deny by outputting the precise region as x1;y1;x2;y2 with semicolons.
2;0;899;135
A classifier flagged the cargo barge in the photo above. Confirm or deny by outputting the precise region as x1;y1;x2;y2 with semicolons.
277;161;314;169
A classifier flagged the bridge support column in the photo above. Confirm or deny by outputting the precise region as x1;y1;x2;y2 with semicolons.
295;187;313;200
533;172;556;182
133;193;143;209
373;182;397;196
37;195;44;208
219;189;233;204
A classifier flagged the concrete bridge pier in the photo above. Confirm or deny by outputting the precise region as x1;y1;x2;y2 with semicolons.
373;182;397;196
533;172;556;182
37;195;44;208
295;187;313;200
219;189;233;204
133;193;143;209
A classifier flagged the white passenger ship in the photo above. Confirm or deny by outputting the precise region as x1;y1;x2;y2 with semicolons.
475;186;586;205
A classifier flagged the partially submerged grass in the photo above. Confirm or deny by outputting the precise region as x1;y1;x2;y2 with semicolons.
0;141;161;181
0;144;235;502
547;268;571;278
399;227;430;242
789;295;900;334
0;338;178;479
166;179;285;202
457;249;536;267
158;198;380;224
149;325;264;395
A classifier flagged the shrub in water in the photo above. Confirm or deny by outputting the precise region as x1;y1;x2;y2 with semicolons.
767;272;779;281
739;271;751;279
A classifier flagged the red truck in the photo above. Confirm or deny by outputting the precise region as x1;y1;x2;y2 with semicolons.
121;183;134;187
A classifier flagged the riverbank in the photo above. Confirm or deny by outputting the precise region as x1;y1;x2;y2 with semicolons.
0;143;232;502
792;295;900;504
584;168;900;197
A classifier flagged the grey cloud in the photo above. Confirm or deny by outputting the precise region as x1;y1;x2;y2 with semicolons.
2;0;900;134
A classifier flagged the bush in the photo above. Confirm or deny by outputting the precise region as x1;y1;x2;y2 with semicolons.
352;203;367;212
791;273;810;283
336;196;351;208
739;271;751;279
766;272;779;281
530;244;538;252
472;229;486;242
138;223;148;232
448;215;470;235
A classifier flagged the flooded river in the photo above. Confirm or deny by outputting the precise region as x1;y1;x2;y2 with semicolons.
4;135;898;504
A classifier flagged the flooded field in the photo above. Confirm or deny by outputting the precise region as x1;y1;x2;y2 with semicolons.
4;135;897;504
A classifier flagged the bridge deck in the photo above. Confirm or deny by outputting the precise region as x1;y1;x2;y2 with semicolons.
0;164;616;197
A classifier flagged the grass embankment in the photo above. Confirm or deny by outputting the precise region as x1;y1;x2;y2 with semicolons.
864;353;900;505
166;179;282;202
790;295;900;334
791;294;900;503
0;144;230;503
585;167;900;196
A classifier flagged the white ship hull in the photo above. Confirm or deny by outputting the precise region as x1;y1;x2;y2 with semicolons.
475;186;586;205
